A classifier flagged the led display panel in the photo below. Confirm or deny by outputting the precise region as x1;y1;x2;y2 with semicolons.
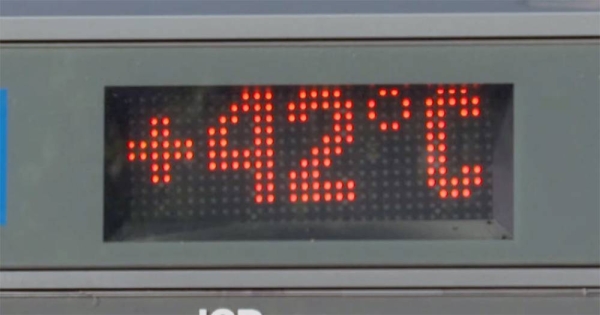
104;84;513;241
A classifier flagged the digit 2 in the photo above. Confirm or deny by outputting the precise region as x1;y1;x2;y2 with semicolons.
287;88;356;203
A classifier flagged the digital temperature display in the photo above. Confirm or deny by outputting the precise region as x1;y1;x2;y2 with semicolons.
104;84;513;241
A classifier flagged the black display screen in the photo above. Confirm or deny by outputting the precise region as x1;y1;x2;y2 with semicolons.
104;84;513;241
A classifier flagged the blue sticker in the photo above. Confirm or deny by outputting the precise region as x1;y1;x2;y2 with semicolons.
0;89;6;226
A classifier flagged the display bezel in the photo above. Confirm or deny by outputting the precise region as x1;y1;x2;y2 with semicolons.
0;40;597;271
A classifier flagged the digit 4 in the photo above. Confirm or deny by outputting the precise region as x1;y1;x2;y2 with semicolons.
207;89;276;204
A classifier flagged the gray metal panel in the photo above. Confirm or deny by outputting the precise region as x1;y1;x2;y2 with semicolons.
1;289;599;315
1;269;600;290
1;13;600;41
0;41;598;268
1;0;598;16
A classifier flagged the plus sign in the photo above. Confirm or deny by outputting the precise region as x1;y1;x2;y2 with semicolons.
127;116;194;184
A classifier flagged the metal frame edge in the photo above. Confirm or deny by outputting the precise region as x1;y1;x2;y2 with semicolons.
1;12;599;41
1;268;599;290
